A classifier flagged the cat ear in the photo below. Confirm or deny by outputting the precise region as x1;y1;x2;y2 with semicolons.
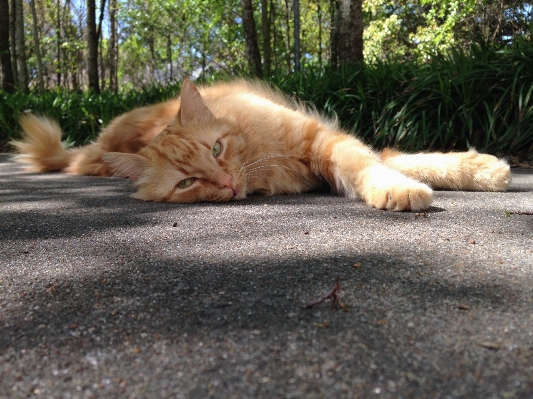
102;152;149;181
177;79;215;125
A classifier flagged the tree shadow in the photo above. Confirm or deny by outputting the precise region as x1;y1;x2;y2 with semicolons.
2;155;532;397
2;242;530;353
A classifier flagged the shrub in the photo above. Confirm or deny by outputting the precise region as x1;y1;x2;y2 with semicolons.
2;38;532;157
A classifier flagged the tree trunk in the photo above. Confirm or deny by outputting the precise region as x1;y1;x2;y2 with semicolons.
108;0;117;92
293;0;300;71
56;0;62;87
261;0;271;76
87;0;100;93
99;33;105;90
241;0;262;78
167;33;173;81
0;0;15;92
97;0;106;89
283;0;291;71
29;0;44;91
148;35;156;80
97;0;106;39
64;0;79;90
271;0;278;71
317;0;322;67
201;51;206;79
14;0;28;91
332;0;363;66
9;0;18;86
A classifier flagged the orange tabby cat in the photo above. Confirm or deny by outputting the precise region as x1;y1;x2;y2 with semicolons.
12;79;511;211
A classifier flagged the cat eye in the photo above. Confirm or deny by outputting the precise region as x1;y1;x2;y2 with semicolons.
177;177;196;189
212;141;222;157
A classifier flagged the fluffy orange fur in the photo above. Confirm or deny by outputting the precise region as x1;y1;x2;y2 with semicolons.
11;79;511;211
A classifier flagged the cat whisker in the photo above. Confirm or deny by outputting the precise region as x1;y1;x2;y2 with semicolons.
243;153;334;170
242;150;285;162
243;154;298;169
244;164;283;175
245;172;272;179
244;164;300;178
242;153;282;165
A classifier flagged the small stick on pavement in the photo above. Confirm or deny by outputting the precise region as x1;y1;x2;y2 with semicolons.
505;211;533;217
305;278;348;311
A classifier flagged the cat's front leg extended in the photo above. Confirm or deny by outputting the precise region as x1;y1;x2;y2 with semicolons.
314;133;433;211
355;163;434;211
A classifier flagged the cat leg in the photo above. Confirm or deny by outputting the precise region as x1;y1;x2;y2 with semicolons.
313;132;433;211
381;148;511;191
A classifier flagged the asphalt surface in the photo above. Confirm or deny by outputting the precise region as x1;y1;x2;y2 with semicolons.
1;153;532;399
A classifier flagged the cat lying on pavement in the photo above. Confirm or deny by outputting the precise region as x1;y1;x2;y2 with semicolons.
12;79;510;211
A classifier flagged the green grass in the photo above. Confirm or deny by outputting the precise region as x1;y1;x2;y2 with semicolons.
272;39;533;156
2;38;533;156
0;83;182;148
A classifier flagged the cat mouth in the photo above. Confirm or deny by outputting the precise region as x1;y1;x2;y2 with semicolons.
232;187;247;200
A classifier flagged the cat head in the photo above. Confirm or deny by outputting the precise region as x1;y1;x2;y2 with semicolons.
102;80;248;203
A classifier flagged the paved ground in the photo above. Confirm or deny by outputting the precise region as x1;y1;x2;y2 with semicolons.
1;153;532;399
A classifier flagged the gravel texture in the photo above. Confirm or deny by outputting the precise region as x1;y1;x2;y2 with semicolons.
1;153;532;398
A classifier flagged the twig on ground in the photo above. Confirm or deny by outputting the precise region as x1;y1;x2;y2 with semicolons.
305;278;349;311
505;211;533;217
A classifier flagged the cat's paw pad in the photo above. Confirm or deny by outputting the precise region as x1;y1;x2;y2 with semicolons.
471;153;511;191
365;179;433;211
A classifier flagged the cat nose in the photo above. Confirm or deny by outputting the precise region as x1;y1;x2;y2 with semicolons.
217;175;240;197
218;175;234;191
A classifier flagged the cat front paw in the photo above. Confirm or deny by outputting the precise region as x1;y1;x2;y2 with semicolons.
361;167;433;211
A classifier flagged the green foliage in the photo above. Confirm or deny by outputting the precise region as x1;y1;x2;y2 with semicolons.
17;0;532;90
2;39;533;157
0;84;181;147
362;0;532;63
117;0;247;85
274;39;533;156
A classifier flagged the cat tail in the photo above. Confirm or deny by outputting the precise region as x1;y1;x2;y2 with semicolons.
11;114;75;172
380;148;511;192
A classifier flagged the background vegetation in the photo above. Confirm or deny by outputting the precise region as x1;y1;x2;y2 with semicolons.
1;0;532;157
